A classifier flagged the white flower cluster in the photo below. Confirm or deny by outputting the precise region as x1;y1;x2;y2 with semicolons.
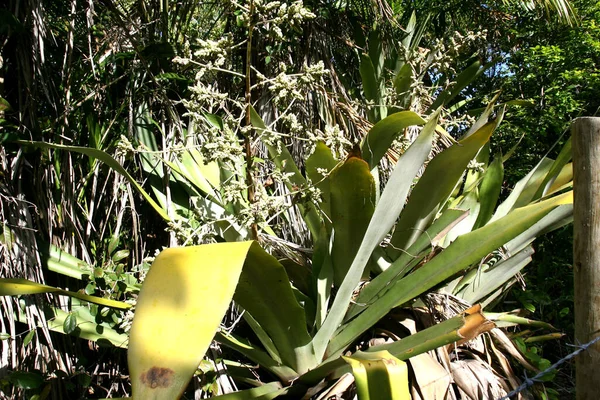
200;126;244;164
467;159;486;173
279;113;304;135
115;135;136;158
116;302;136;333
308;124;352;159
300;61;328;83
293;183;322;206
264;61;329;105
223;179;248;204
269;72;304;103
239;186;286;227
239;0;315;34
442;112;477;134
274;1;316;27
187;82;229;110
194;36;232;68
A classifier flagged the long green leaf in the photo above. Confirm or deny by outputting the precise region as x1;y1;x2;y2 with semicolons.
456;246;534;304
512;158;556;210
393;64;413;109
442;191;481;245
532;136;572;200
312;113;438;362
346;208;468;321
300;306;492;386
360;54;378;104
360;111;426;169
17;141;170;221
311;225;334;331
0;278;131;309
215;332;298;383
428;60;491;113
212;382;283;399
505;204;573;254
491;157;554;221
367;306;494;359
472;154;504;230
387;117;501;259
305;142;338;220
242;312;282;363
330;156;376;286
39;242;91;280
234;243;316;374
328;191;572;356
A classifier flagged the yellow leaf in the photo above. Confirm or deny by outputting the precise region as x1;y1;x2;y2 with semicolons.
342;350;410;400
128;242;252;400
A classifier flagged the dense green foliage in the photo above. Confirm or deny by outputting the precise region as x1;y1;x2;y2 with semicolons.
0;0;591;398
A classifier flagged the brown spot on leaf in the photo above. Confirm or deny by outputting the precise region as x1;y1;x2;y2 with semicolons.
140;367;174;389
382;358;397;366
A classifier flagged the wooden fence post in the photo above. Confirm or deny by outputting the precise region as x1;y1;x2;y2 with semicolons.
573;117;600;400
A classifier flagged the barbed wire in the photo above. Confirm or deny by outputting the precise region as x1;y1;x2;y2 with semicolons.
498;336;600;399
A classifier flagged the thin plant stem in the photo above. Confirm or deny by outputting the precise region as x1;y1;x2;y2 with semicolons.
245;0;258;241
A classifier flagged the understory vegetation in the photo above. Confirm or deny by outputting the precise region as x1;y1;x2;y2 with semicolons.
0;0;597;399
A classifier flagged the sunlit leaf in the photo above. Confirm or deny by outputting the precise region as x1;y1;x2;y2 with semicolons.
0;278;131;309
343;351;410;400
129;242;250;399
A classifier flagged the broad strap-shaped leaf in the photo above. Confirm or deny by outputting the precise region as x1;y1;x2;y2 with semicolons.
328;191;572;356
442;191;481;246
38;242;92;280
532;136;572;200
387;116;502;259
427;59;491;113
505;204;573;255
345;208;469;321
0;278;130;309
311;224;334;331
548;163;573;194
215;332;298;383
305;142;338;220
242;312;282;364
485;312;555;330
360;54;378;105
454;246;535;304
234;242;316;374
371;305;495;358
300;305;494;386
472;154;504;230
491;158;554;221
128;243;250;399
329;156;376;286
463;94;501;138
311;113;438;362
342;351;410;400
171;149;222;200
393;64;413;98
211;382;284;399
16;141;170;221
360;111;426;169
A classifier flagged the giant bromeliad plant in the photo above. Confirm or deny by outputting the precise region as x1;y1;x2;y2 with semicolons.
0;2;576;397
1;95;574;398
